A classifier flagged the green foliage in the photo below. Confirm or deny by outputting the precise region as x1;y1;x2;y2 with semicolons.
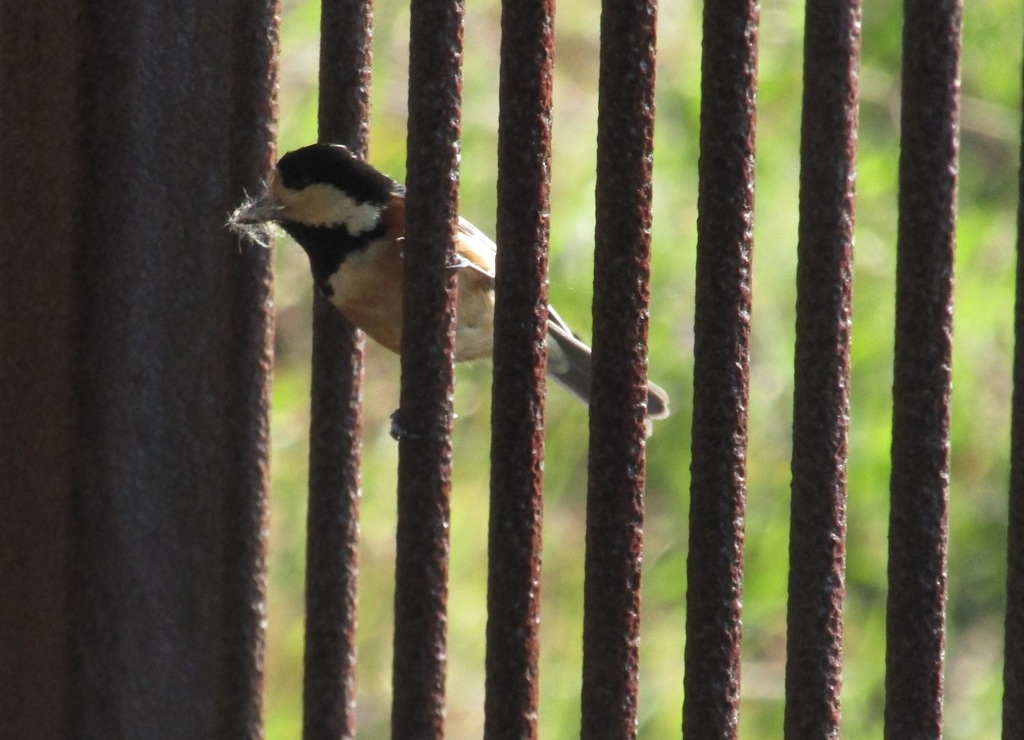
264;0;1024;736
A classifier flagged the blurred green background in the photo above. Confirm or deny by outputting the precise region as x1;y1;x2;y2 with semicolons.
264;0;1023;736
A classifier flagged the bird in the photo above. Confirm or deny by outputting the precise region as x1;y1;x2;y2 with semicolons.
230;142;669;423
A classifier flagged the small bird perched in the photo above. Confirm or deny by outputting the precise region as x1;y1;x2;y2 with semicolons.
230;143;669;422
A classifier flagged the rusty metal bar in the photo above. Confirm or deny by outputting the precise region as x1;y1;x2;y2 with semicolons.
884;1;961;737
318;0;375;149
1004;28;1024;738
5;3;278;739
220;2;280;736
483;0;554;735
0;3;80;736
579;0;658;736
301;0;374;737
70;4;277;736
390;0;463;734
783;0;860;737
683;0;759;736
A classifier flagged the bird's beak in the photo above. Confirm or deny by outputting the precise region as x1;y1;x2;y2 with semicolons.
227;173;283;247
230;169;286;225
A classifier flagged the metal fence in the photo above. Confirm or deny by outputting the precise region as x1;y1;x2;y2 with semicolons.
3;0;1021;737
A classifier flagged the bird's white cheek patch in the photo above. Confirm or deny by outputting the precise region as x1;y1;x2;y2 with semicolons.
337;196;383;236
279;183;382;235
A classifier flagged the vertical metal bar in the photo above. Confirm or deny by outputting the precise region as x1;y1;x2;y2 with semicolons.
884;1;961;737
683;0;759;736
1004;28;1024;739
579;0;658;736
0;3;80;736
391;0;463;734
46;3;275;738
483;0;553;735
220;1;280;736
783;0;859;737
301;1;373;737
319;0;375;148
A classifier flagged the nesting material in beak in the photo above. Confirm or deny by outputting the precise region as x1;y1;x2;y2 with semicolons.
227;192;281;248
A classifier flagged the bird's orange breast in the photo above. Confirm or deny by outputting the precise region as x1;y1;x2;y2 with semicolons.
326;195;496;361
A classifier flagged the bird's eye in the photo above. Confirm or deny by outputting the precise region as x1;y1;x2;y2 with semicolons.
280;171;312;191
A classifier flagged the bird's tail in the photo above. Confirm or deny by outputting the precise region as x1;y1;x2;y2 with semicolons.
546;306;670;422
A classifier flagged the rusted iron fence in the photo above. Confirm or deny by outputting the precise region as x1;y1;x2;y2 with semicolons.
3;0;1022;738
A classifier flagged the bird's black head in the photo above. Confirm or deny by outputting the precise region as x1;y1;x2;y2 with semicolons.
229;143;401;294
264;144;401;294
276;144;396;205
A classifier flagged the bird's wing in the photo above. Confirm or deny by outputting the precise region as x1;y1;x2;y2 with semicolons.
455;217;497;280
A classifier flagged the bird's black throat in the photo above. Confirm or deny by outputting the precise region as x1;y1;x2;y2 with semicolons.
280;220;386;298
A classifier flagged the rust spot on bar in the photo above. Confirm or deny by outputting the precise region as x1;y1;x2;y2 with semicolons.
883;1;961;737
301;0;374;737
683;0;759;737
783;0;859;738
391;0;463;734
483;0;553;736
580;0;657;736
